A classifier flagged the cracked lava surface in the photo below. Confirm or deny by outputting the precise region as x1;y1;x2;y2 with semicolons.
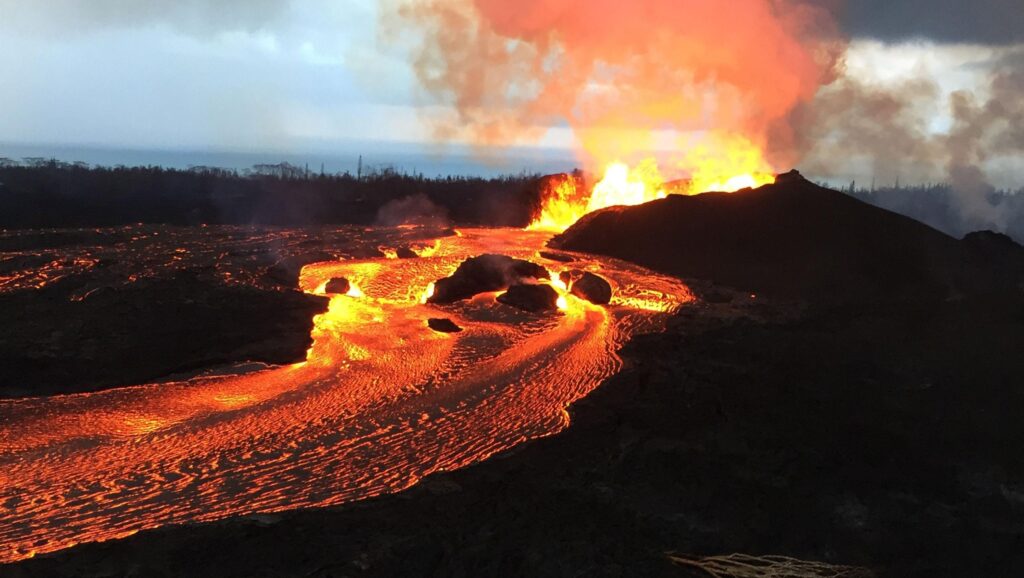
0;227;692;562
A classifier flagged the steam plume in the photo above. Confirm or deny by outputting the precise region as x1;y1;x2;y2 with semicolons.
376;193;451;227
783;75;943;185
791;45;1024;231
945;48;1024;226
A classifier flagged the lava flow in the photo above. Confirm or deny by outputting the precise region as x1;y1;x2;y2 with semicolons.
0;227;691;563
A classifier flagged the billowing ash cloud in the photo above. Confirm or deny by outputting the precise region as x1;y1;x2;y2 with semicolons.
383;0;845;170
836;0;1024;45
0;0;290;36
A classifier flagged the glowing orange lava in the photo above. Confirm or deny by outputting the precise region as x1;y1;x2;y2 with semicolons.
528;136;777;232
528;162;666;232
0;227;692;563
677;134;777;196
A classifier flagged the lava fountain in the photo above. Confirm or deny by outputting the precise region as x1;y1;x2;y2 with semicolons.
389;0;842;232
528;135;779;232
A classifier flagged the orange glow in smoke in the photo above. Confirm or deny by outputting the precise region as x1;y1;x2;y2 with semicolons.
390;0;834;234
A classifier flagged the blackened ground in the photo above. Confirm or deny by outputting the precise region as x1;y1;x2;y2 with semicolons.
9;290;1023;577
0;275;326;397
0;225;451;397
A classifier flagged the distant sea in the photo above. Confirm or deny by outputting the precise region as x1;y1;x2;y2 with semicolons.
0;141;582;178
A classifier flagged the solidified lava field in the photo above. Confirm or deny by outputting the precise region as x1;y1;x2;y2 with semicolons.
0;225;692;562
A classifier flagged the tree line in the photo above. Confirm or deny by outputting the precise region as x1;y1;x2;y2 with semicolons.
0;159;548;229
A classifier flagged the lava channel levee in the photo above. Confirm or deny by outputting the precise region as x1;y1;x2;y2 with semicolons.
0;227;692;563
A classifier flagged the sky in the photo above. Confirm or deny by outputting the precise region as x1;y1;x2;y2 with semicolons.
0;0;1020;184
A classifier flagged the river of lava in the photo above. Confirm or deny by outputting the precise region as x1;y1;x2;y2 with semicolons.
0;228;692;563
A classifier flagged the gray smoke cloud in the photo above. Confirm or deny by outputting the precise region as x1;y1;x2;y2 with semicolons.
944;48;1024;226
788;45;1024;232
785;76;943;186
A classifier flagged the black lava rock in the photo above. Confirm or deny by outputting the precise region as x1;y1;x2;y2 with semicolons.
550;171;1018;302
427;318;463;333
496;284;560;313
559;269;582;286
428;254;549;304
324;277;351;295
570;272;613;305
539;251;576;263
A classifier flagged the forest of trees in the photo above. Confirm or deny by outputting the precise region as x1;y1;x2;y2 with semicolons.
0;158;547;229
842;183;1024;243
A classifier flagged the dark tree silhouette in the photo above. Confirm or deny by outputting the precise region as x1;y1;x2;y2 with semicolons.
0;161;552;229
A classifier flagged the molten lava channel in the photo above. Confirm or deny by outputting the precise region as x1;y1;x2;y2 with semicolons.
0;227;692;563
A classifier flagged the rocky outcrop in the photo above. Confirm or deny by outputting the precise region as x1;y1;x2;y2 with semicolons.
496;283;560;313
396;246;418;259
555;270;613;305
427;254;549;304
570;272;612;305
427;318;463;333
324;277;351;295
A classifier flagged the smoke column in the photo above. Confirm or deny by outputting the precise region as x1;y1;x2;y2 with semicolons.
383;0;844;174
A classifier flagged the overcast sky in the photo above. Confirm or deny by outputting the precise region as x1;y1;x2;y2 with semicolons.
0;0;1019;182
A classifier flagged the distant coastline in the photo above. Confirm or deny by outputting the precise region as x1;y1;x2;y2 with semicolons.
0;141;581;178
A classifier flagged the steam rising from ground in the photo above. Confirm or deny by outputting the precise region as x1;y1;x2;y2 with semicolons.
376;193;451;227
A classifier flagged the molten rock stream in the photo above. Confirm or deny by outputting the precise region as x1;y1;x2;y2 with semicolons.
0;228;691;562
